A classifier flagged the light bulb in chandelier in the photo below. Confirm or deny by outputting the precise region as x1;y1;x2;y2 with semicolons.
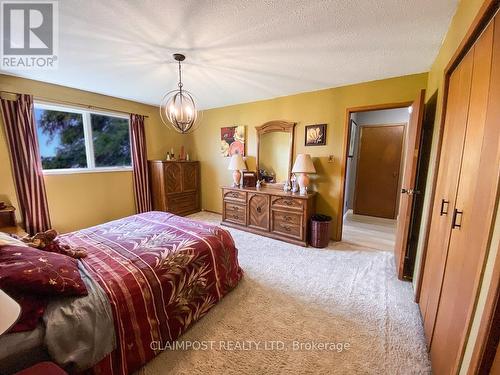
160;53;201;134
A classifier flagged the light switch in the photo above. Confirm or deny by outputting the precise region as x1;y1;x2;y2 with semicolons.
328;155;334;163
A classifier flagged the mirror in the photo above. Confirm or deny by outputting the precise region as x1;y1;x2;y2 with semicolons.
256;121;296;186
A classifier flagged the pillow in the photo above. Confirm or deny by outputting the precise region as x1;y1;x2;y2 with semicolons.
0;232;28;247
0;245;88;297
7;292;47;333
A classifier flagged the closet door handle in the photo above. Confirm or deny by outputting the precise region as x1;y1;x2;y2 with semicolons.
452;209;463;229
440;199;449;216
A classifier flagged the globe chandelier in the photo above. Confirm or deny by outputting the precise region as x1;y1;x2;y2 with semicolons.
160;53;200;134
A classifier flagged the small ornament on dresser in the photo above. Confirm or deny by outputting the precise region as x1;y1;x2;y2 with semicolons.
186;153;190;161
283;180;291;192
179;145;186;161
256;180;262;189
291;174;298;193
166;152;171;161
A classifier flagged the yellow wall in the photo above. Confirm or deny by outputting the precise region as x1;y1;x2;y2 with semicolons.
0;74;192;233
190;72;428;238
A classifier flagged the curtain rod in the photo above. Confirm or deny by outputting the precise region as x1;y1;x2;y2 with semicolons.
0;90;150;118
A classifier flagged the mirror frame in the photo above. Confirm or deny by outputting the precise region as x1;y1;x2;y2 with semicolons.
255;120;296;188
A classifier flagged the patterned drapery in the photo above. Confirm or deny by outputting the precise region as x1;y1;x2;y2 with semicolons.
130;114;152;213
0;94;51;234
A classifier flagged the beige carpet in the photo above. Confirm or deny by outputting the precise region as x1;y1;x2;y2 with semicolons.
138;212;430;374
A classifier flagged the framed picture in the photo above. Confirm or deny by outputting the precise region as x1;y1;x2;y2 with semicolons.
305;124;327;146
220;125;245;157
348;119;358;157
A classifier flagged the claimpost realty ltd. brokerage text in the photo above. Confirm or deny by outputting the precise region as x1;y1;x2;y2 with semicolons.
151;340;351;352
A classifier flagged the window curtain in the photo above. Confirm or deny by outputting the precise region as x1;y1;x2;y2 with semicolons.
130;114;152;213
0;94;51;234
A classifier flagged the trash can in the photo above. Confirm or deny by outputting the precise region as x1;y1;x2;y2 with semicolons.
310;214;332;248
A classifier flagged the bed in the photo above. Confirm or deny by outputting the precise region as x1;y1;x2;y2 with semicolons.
0;211;242;374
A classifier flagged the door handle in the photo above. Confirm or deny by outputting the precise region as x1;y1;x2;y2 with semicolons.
452;209;463;229
401;188;421;196
440;199;449;216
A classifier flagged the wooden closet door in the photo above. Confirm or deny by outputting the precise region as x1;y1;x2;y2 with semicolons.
430;19;499;375
419;49;474;344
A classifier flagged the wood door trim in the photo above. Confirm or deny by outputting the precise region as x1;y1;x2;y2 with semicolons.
337;101;413;241
352;124;406;220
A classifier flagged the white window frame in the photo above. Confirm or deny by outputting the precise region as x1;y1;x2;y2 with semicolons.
34;102;133;175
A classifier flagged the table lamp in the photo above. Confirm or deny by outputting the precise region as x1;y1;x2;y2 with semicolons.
228;153;247;187
0;289;21;335
292;154;316;195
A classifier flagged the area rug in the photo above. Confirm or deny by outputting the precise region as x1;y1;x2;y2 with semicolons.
138;212;430;374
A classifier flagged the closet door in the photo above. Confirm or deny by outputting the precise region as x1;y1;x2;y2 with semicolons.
418;48;474;344
430;18;499;375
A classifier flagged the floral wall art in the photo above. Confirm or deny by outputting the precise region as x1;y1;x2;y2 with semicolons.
220;125;245;156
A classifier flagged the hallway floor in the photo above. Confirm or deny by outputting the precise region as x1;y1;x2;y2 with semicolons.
341;210;397;252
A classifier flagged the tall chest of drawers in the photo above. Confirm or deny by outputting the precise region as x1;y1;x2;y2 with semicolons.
221;186;316;246
148;160;200;216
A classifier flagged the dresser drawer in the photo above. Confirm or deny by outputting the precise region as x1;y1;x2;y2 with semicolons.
169;192;198;213
271;196;304;211
224;202;246;225
273;210;302;226
223;189;247;204
271;219;303;240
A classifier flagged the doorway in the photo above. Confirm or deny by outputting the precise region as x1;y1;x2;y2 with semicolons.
342;107;410;251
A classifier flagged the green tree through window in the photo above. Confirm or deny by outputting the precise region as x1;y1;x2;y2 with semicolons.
35;104;131;171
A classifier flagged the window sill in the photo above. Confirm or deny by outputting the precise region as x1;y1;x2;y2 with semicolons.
42;167;133;175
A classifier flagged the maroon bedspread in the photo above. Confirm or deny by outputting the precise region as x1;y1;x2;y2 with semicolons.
60;212;242;374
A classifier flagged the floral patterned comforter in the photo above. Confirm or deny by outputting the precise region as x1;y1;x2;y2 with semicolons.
60;211;242;374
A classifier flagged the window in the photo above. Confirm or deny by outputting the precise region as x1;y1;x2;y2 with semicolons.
34;103;132;173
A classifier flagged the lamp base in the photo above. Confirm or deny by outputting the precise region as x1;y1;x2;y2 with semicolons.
297;173;310;195
232;170;242;187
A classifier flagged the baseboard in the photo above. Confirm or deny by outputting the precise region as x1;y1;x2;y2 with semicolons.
202;208;222;215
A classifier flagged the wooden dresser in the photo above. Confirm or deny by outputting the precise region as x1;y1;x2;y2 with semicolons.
148;160;200;216
221;186;316;246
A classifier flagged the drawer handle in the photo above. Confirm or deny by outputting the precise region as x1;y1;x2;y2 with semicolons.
233;206;239;211
283;215;292;222
284;200;293;205
440;199;449;216
228;192;240;198
452;209;463;229
256;206;262;213
281;224;291;232
231;214;240;219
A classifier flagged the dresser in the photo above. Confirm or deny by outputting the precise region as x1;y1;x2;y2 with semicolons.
221;186;316;246
148;160;200;216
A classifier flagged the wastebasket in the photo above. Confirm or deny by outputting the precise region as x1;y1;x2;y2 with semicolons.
310;214;332;248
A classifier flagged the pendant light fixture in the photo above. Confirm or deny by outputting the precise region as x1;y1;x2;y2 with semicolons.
160;53;199;134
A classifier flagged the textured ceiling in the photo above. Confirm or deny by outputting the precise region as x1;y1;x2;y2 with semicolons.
1;0;458;109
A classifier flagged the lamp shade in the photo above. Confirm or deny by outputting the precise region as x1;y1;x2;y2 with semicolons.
228;154;247;171
292;154;316;173
0;289;20;335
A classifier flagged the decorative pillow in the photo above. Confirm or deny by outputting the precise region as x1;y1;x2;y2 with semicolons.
7;292;47;333
0;232;29;247
0;245;88;296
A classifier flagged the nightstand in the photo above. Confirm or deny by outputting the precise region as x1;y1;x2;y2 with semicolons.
0;225;28;237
